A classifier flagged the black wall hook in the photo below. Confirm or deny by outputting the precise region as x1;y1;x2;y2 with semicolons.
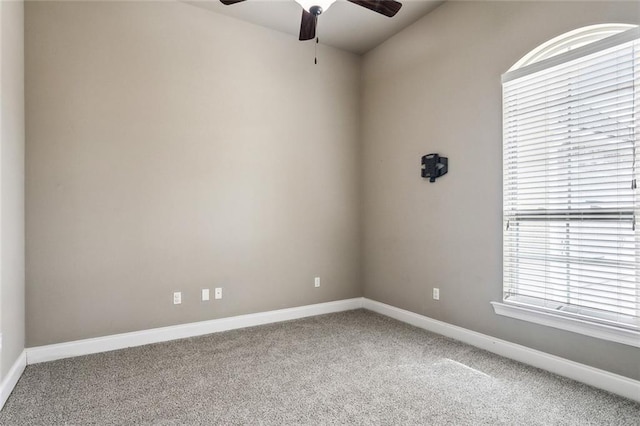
421;153;448;182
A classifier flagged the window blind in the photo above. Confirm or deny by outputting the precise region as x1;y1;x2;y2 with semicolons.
502;28;640;330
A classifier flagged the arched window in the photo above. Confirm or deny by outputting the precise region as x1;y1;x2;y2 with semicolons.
511;23;636;69
494;25;640;347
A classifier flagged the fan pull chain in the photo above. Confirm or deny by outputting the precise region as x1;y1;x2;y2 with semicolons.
315;37;319;65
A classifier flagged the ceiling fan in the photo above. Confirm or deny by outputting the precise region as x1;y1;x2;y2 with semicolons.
219;0;403;41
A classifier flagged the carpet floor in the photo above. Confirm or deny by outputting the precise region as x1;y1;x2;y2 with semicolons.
1;309;638;425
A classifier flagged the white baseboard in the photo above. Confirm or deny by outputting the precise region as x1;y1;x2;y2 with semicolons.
18;296;640;404
0;350;27;411
26;298;365;365
363;298;640;403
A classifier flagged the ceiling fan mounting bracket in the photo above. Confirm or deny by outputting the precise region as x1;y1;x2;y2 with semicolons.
309;5;323;16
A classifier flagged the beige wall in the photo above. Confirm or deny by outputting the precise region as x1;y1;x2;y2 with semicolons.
25;1;361;346
361;1;640;380
0;0;26;378
24;0;640;382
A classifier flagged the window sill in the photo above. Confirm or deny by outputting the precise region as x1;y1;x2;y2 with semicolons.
491;301;640;348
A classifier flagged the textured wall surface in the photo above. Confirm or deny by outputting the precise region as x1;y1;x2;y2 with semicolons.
1;0;25;378
361;0;640;380
26;1;361;346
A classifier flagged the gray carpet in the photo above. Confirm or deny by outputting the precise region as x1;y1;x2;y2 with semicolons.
1;309;638;425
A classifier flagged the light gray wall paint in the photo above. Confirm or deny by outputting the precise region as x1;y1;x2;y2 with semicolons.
24;0;640;383
25;1;361;346
0;0;26;378
361;1;640;380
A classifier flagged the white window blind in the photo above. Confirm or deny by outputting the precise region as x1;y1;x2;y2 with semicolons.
502;28;640;331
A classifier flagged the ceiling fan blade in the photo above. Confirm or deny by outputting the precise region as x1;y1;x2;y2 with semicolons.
299;10;317;41
220;0;246;5
346;0;402;17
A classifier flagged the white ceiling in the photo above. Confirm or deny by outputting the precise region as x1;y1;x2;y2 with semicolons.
185;0;444;55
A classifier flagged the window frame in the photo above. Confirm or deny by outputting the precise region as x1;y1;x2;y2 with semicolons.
494;25;640;348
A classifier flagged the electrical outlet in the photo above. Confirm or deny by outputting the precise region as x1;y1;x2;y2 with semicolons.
173;291;182;305
202;288;210;301
214;287;222;300
433;288;440;300
314;277;321;288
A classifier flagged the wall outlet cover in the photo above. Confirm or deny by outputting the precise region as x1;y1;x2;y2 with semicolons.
214;287;222;300
173;291;182;305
